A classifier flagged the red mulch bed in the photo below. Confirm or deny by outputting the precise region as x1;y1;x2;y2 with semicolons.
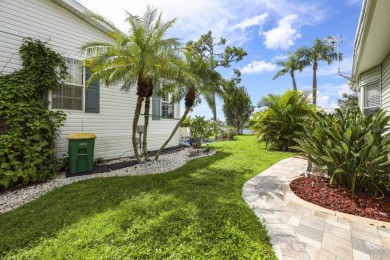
290;175;390;222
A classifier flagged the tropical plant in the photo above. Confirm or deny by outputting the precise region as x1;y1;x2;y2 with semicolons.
297;37;340;105
187;31;247;122
155;47;222;160
294;109;390;197
273;51;305;91
81;6;181;162
190;116;209;148
251;90;314;151
222;70;254;133
180;117;191;127
0;38;66;188
218;126;237;141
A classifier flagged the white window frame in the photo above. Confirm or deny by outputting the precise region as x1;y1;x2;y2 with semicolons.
362;80;381;116
161;93;174;119
51;58;84;111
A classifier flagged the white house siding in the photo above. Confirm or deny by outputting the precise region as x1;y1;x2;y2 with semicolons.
359;65;381;111
0;0;180;160
381;54;390;116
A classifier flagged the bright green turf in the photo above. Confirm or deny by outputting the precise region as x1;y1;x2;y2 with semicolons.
0;135;292;259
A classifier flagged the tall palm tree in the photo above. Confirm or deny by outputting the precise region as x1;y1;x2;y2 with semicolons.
81;6;181;162
273;51;305;91
155;48;222;160
297;37;340;173
297;37;340;105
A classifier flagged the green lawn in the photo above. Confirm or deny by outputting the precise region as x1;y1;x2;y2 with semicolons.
0;135;292;259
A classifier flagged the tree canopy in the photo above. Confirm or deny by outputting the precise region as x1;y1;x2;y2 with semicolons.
222;71;254;133
187;31;247;121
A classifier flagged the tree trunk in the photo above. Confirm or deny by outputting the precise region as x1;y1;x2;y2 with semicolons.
143;96;151;161
133;96;144;163
291;72;297;91
155;88;196;161
211;93;217;121
155;106;191;161
307;64;317;174
210;93;218;139
312;62;317;105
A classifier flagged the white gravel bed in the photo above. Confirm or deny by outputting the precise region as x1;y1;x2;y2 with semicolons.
0;148;216;214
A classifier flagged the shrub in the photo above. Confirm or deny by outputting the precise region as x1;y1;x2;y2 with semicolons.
251;90;314;151
180;117;191;127
190;116;209;148
0;38;67;188
219;126;237;141
294;108;390;197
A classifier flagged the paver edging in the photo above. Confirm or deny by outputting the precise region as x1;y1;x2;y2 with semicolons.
283;178;390;229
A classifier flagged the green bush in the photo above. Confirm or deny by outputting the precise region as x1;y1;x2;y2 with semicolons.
251;90;314;151
190;116;209;148
0;38;67;188
294;108;390;197
180;116;191;127
219;126;237;141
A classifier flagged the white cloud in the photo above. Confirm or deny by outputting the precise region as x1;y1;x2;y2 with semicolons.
271;54;288;61
317;93;338;113
262;14;301;49
317;56;353;77
231;13;269;30
302;83;352;112
241;60;277;74
251;0;327;25
78;0;234;43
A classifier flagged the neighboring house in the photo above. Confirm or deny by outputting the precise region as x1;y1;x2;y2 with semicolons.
352;0;390;116
0;0;180;160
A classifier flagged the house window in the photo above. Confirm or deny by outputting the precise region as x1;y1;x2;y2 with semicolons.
52;58;83;110
152;93;174;120
161;93;174;119
363;80;380;115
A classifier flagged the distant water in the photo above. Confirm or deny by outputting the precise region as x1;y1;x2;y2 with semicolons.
242;128;254;134
222;127;254;134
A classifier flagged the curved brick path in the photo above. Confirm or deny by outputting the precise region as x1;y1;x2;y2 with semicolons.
242;157;390;260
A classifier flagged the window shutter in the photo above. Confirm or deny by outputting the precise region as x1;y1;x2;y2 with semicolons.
152;96;161;120
85;68;100;113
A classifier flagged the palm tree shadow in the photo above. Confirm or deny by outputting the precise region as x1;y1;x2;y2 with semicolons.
0;151;233;256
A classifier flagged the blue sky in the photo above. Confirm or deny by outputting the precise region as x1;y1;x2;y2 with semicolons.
78;0;362;120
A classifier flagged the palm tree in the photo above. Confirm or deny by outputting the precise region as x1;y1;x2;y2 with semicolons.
81;6;181;162
155;48;222;160
273;51;305;91
297;37;340;105
297;37;340;173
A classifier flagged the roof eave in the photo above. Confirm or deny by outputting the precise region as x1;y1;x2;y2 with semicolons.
51;0;113;35
351;0;376;82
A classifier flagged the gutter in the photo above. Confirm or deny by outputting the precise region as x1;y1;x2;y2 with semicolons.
351;0;377;85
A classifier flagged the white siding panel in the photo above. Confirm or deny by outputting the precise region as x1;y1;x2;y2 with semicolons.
381;55;390;116
360;65;381;86
0;0;180;160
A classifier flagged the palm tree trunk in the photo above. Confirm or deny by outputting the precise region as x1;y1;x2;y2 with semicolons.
155;106;191;161
307;62;318;173
133;96;144;163
211;93;217;121
143;96;151;161
312;63;317;105
291;73;297;91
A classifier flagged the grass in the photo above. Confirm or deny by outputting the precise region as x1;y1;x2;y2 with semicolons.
0;135;293;259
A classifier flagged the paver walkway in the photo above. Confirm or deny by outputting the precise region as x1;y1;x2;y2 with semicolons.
242;157;390;260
